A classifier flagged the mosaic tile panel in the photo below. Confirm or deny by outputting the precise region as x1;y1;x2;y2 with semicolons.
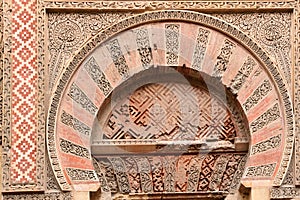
10;0;39;185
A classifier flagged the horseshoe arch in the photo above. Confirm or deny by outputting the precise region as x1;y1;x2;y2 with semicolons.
46;10;294;193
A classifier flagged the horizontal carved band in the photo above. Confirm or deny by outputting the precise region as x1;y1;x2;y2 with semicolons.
66;168;98;181
61;110;91;136
245;163;276;177
250;103;280;134
60;138;90;159
251;134;281;155
43;1;295;10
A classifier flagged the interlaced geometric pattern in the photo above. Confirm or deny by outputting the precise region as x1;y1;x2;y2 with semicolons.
101;82;236;143
10;0;37;183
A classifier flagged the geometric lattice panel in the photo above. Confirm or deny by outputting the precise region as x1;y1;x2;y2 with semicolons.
99;82;237;143
10;0;38;184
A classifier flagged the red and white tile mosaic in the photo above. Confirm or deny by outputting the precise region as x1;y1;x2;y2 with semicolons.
10;0;37;184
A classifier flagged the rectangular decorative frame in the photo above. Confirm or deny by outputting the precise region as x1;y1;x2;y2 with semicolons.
1;0;299;197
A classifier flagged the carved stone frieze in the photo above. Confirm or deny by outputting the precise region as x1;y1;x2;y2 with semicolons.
123;157;142;193
186;156;205;192
0;0;294;196
149;157;164;192
46;156;61;191
2;0;13;191
209;155;228;191
294;1;300;185
229;155;247;192
43;1;295;10
134;157;153;193
282;156;294;186
135;28;153;69
93;158;111;193
95;153;246;194
106;39;130;79
229;56;256;94
191;27;210;71
108;157;131;193
98;158;119;193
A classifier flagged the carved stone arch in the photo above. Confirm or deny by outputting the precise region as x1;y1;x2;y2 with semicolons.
46;10;293;192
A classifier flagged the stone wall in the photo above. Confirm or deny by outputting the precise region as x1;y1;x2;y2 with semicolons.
1;0;299;199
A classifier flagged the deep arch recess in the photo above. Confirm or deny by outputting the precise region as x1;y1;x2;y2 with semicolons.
47;10;294;191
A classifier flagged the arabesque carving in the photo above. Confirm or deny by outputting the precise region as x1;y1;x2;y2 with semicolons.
165;24;180;65
3;193;72;200
136;28;153;69
250;103;281;134
106;39;130;79
213;39;236;78
245;163;276;177
60;138;90;159
95;154;247;194
215;12;292;85
229;56;256;94
242;80;272;112
48;11;134;89
61;110;91;136
43;1;295;10
66;168;98;181
2;0;13;191
294;1;300;185
84;57;113;96
67;83;98;115
191;27;210;71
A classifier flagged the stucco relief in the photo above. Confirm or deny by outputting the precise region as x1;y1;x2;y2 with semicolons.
48;12;134;89
214;13;292;85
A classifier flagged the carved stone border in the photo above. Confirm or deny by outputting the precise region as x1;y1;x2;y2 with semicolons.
45;9;293;190
3;192;73;200
2;0;12;191
294;0;300;185
271;187;300;199
43;0;295;11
